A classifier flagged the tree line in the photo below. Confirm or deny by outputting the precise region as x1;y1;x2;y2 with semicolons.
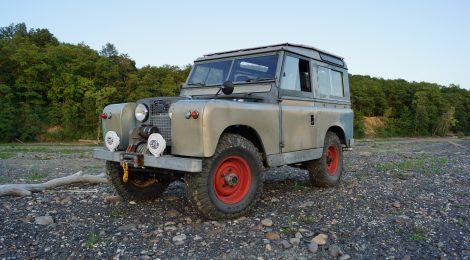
0;23;468;142
0;23;190;141
350;75;469;138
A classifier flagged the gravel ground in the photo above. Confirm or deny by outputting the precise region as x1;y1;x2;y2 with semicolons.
0;138;469;259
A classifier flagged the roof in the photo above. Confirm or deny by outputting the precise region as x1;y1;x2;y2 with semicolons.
199;43;346;68
204;43;344;59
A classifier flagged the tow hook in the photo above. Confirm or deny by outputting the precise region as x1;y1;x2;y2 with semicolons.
120;161;129;183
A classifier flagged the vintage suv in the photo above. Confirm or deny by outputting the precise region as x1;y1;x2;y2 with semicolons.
93;43;353;219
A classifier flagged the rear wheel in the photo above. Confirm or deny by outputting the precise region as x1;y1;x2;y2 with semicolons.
106;161;170;201
185;133;263;220
306;132;343;187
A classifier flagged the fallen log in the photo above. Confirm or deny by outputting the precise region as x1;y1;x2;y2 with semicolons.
0;171;108;197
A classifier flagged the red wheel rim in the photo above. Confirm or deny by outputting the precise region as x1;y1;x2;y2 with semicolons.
213;156;252;204
326;144;339;176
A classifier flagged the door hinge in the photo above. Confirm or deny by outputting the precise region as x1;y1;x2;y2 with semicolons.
280;142;285;148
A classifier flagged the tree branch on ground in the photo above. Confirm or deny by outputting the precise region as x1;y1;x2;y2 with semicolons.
0;171;108;197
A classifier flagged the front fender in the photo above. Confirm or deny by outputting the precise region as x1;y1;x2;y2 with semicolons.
170;100;208;157
171;99;280;158
102;103;137;150
202;100;279;157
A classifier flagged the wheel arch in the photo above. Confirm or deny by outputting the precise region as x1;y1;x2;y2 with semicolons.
327;125;346;145
220;125;267;166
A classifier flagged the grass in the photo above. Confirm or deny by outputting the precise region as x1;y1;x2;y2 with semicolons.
0;152;15;159
458;216;468;227
454;204;467;209
410;232;426;241
280;214;317;235
375;155;448;178
34;155;51;160
84;232;100;248
455;191;468;197
291;181;308;191
60;149;80;154
28;172;48;181
297;214;317;224
394;227;404;235
0;144;89;154
390;208;404;216
281;219;298;235
281;225;298;235
0;145;90;161
410;227;427;241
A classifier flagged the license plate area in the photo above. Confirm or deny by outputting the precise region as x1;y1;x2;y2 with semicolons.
120;153;145;168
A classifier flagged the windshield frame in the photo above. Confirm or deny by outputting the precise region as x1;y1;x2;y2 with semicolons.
185;52;280;88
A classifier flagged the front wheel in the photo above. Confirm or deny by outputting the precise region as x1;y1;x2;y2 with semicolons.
306;132;343;187
185;134;263;220
106;161;170;201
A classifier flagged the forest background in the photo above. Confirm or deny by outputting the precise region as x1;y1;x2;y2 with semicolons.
0;23;468;142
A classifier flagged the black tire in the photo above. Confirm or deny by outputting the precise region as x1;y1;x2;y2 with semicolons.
306;132;343;187
106;161;170;201
185;133;264;220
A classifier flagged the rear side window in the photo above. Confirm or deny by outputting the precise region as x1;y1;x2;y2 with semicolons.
318;66;344;98
280;56;311;92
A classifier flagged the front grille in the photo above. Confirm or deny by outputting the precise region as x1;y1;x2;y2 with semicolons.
149;113;171;142
149;99;172;144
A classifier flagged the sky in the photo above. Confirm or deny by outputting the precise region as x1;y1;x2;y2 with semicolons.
2;0;470;89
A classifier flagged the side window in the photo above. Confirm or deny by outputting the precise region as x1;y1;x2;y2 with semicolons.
330;70;344;97
280;56;311;92
318;67;330;97
317;66;344;98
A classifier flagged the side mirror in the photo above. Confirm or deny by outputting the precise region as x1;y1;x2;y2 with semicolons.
222;81;234;95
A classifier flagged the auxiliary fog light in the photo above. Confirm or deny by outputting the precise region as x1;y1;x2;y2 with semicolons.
105;131;120;152
147;133;166;157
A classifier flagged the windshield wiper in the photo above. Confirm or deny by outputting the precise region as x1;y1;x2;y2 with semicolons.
245;77;275;83
188;82;206;86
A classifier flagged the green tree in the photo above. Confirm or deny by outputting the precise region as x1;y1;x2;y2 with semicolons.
413;92;431;136
0;84;17;141
0;23;469;142
434;107;457;136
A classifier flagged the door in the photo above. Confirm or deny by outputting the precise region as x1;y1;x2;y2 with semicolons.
278;54;318;152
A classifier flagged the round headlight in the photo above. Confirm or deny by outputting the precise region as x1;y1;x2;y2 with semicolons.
135;103;149;122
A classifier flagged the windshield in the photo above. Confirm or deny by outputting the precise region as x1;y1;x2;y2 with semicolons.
229;55;278;83
187;60;232;86
187;54;278;87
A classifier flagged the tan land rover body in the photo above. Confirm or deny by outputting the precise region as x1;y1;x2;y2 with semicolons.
93;43;354;219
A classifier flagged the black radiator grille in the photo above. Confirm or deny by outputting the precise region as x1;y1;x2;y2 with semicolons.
149;100;171;143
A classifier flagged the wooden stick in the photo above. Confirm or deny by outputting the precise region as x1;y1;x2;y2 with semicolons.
0;171;108;197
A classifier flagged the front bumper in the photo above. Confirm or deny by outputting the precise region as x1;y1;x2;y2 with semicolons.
92;148;202;173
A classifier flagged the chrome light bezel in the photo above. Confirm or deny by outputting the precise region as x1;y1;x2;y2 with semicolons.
135;103;149;122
